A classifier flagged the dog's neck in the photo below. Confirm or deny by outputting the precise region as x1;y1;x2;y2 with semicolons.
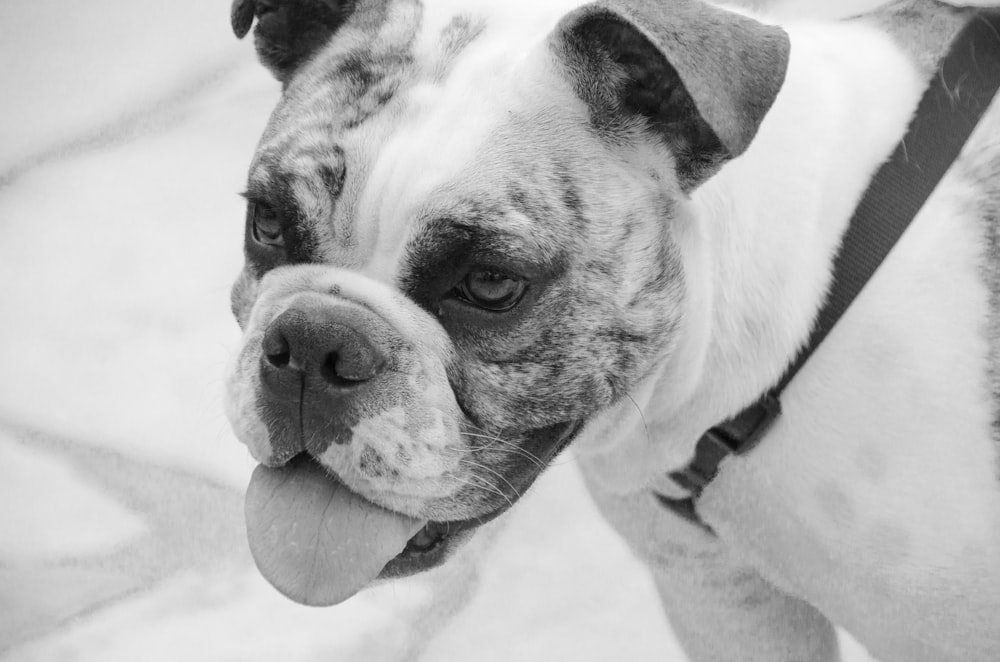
692;20;925;413
577;18;940;493
693;5;969;417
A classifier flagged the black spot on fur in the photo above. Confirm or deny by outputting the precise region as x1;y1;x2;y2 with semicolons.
359;446;394;478
507;182;555;224
582;258;616;280
507;185;529;212
554;164;589;232
336;51;380;89
596;326;648;384
439;15;484;59
328;48;413;128
374;88;396;107
319;146;347;199
431;15;487;80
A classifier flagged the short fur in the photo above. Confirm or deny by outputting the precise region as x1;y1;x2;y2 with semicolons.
225;0;1000;659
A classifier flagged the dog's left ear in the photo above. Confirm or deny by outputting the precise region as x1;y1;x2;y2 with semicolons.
231;0;356;82
551;0;790;190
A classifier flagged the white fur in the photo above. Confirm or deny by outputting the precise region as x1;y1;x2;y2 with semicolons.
575;12;1000;662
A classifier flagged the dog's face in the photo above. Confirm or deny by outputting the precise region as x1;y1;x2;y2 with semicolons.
226;0;788;590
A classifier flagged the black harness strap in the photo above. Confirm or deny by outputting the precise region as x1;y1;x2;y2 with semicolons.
657;10;1000;529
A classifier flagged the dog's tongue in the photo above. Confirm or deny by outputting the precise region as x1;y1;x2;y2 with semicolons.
245;456;426;606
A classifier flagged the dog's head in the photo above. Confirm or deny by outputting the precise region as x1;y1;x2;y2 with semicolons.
226;0;788;603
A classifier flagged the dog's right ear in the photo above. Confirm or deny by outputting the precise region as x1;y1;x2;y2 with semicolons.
231;0;356;82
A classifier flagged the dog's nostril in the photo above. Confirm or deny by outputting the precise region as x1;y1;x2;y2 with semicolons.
266;349;291;369
262;327;292;369
320;351;379;386
260;301;387;386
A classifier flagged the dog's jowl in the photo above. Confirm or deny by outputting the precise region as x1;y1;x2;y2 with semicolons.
224;0;1000;660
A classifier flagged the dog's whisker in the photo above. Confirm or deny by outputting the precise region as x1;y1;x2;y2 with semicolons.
454;470;515;510
623;392;652;446
460;430;548;471
471;473;516;510
458;457;522;502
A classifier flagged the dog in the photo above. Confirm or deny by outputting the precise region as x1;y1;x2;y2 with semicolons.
223;0;1000;659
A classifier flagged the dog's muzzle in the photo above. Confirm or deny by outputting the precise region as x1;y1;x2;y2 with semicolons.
256;292;393;464
236;281;584;605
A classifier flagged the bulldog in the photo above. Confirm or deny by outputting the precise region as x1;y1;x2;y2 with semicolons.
224;0;1000;659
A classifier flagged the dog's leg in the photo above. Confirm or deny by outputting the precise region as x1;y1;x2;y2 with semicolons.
580;461;839;661
651;558;840;662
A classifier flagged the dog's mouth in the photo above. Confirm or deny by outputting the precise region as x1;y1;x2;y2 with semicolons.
378;519;477;579
244;421;581;606
388;418;583;571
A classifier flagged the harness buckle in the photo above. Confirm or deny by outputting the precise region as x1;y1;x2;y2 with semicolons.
668;392;782;497
725;391;782;456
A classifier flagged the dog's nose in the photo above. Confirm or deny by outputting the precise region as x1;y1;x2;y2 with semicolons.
261;298;386;389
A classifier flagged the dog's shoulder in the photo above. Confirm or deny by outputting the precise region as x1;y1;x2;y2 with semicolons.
935;12;1000;475
861;1;1000;476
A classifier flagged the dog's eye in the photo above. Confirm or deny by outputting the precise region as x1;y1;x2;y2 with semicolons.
250;202;284;248
454;271;527;312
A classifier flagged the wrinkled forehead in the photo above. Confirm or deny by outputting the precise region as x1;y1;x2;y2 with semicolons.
359;43;570;260
243;0;578;276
